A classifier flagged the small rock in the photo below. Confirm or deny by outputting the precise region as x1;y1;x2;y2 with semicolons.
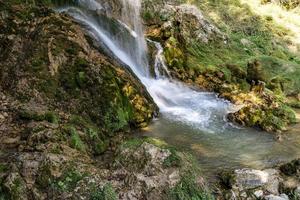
254;190;264;198
233;169;269;190
232;168;280;194
264;194;289;200
7;34;15;40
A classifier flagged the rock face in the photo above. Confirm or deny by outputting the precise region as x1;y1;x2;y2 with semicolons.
145;3;226;44
112;142;181;199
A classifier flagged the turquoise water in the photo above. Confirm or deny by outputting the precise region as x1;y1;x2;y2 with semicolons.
139;110;300;175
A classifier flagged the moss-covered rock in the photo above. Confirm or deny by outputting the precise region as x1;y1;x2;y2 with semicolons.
228;97;296;133
0;1;160;199
164;36;185;70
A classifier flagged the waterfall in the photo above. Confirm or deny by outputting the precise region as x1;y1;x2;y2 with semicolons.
120;0;149;77
150;40;171;78
58;0;233;132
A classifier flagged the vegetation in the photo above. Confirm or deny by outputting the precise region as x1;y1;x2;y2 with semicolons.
163;148;182;168
90;183;118;200
183;0;300;94
53;169;86;192
19;110;59;124
69;127;85;151
168;175;215;200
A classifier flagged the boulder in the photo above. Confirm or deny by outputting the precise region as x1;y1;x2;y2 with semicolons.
232;168;280;193
264;194;289;200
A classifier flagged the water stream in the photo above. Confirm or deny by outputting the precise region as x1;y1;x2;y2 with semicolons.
58;0;300;176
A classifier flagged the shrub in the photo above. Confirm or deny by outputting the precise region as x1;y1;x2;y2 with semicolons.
168;175;215;200
69;127;85;151
90;183;118;200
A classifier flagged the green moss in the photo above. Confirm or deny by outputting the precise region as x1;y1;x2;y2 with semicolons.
274;104;297;124
76;71;86;88
0;164;8;174
94;140;109;155
164;37;185;69
90;183;117;200
54;169;86;192
168;175;215;200
19;110;59;124
120;138;144;149
50;144;62;154
68;115;110;155
31;57;47;72
249;110;264;126
69;127;85;151
163;148;181;168
44;112;59;124
225;64;247;79
262;113;286;131
157;0;300;95
10;177;23;200
36;163;52;189
142;11;154;21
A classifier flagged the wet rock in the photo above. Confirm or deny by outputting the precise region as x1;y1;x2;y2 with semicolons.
175;4;226;43
112;142;183;199
232;168;280;192
224;168;282;199
264;194;289;200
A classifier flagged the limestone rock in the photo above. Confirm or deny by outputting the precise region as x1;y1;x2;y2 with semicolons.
264;194;289;200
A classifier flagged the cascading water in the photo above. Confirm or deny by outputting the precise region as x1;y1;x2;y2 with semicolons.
58;0;233;132
58;0;300;174
150;40;171;78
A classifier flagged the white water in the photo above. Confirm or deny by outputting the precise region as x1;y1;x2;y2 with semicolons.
58;0;234;132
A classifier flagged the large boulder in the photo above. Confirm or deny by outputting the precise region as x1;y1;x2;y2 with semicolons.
232;168;281;194
143;2;226;45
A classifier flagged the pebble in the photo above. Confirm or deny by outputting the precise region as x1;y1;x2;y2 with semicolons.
254;190;264;198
